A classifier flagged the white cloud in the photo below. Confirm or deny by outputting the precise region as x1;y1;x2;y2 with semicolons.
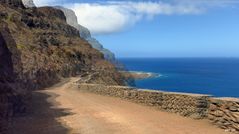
33;0;239;35
34;0;68;7
67;2;203;35
172;0;239;5
34;0;53;6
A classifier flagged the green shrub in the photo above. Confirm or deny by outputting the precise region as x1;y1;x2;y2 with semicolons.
16;44;25;50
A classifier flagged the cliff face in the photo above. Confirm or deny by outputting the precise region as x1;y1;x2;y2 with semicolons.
0;21;28;130
22;0;35;8
86;38;116;61
0;0;24;7
0;1;125;125
55;7;116;62
1;0;35;8
54;6;91;39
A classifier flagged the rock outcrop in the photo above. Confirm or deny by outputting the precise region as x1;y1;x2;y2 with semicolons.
0;20;29;133
55;7;116;62
0;0;24;7
22;0;35;8
0;2;125;132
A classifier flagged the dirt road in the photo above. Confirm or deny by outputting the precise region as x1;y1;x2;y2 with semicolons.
10;77;231;134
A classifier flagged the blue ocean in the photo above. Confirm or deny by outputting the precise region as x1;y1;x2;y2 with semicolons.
118;58;239;98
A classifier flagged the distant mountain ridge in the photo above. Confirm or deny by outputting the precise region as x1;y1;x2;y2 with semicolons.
55;6;116;62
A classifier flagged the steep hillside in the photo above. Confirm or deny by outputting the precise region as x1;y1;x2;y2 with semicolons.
55;7;116;62
0;1;125;130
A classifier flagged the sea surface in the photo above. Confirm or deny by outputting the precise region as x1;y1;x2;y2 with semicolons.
118;58;239;98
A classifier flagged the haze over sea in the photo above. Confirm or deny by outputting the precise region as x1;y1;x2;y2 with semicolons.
119;58;239;98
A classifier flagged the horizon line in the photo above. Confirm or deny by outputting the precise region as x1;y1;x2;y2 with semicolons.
116;57;239;59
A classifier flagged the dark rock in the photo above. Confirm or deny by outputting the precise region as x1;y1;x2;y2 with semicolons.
229;106;238;112
37;7;66;21
0;29;14;81
0;0;24;8
0;12;8;20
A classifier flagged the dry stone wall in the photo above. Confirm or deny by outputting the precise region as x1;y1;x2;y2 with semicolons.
78;83;239;133
78;84;209;118
208;98;239;132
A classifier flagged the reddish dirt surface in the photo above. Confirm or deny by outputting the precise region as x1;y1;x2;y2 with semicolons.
9;77;232;134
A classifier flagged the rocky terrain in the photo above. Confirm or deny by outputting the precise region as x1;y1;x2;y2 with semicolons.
0;0;125;132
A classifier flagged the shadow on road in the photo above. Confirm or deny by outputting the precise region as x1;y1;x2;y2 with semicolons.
6;90;74;134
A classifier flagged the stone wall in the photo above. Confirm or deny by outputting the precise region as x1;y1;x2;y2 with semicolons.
208;98;239;132
78;84;209;118
77;83;239;133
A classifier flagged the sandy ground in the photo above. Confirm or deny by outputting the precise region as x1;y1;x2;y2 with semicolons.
9;77;231;134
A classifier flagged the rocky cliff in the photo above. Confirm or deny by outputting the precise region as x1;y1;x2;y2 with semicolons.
55;7;116;62
22;0;35;8
0;1;125;130
1;0;24;7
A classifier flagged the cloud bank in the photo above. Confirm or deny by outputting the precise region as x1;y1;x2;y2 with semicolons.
34;0;68;6
34;0;239;35
67;2;204;35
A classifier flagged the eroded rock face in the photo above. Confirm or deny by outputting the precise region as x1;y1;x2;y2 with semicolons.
55;7;116;62
22;0;35;8
0;22;28;132
87;38;116;62
78;25;91;39
0;2;124;125
55;7;91;39
0;0;24;7
0;31;14;81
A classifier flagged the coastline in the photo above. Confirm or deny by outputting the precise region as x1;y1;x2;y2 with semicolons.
119;58;239;98
120;71;160;79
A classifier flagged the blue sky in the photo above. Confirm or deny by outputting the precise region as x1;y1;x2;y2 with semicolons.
34;0;239;58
